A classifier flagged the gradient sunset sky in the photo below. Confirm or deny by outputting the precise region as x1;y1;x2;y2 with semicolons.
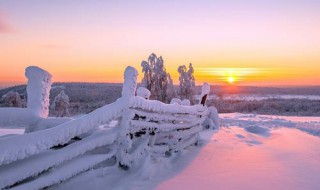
0;0;319;87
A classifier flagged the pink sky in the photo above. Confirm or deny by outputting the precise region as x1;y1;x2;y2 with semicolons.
0;0;320;86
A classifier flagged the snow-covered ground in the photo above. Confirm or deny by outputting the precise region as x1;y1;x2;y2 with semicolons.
22;113;317;190
158;125;320;190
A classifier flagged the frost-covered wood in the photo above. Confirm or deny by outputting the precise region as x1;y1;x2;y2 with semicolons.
117;96;209;169
0;66;138;166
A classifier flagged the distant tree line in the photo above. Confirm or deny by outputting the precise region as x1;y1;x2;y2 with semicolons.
207;98;320;116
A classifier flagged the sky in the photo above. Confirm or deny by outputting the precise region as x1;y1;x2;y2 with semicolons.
0;0;320;87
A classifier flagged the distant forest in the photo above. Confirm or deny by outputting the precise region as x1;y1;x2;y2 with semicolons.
0;83;320;116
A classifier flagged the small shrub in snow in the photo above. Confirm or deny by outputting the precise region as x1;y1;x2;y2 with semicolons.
51;90;70;117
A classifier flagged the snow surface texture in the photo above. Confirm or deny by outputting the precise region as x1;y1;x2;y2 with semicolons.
25;66;52;118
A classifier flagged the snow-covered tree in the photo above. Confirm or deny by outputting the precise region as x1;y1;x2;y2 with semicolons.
140;53;176;103
51;90;70;117
178;63;195;104
166;73;177;102
1;91;22;107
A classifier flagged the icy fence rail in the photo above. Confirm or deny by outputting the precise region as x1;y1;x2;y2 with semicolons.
0;66;213;189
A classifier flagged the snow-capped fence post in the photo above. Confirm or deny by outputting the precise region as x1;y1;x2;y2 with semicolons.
199;82;210;106
25;66;52;118
121;66;138;98
117;66;139;170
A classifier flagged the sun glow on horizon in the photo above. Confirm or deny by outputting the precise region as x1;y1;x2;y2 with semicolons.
227;76;235;84
197;67;261;85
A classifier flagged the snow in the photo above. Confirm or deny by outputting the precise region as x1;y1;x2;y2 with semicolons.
137;87;151;99
200;82;210;98
181;99;191;106
122;66;138;98
1;66;320;190
48;114;320;190
132;96;207;115
1;108;320;190
0;97;130;165
0;128;24;138
25;66;52;118
170;98;181;105
0;128;118;190
157;126;320;190
0;108;38;128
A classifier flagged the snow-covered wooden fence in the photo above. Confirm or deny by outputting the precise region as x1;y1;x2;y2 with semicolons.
0;66;214;190
118;97;208;169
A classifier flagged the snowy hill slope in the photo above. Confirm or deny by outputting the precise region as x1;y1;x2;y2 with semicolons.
46;113;320;190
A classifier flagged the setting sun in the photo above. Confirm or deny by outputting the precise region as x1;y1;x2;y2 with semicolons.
227;76;235;84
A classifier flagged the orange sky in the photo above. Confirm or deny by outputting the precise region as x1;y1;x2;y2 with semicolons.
0;1;320;87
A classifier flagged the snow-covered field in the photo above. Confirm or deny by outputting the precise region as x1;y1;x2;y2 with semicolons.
157;114;320;190
1;113;318;190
